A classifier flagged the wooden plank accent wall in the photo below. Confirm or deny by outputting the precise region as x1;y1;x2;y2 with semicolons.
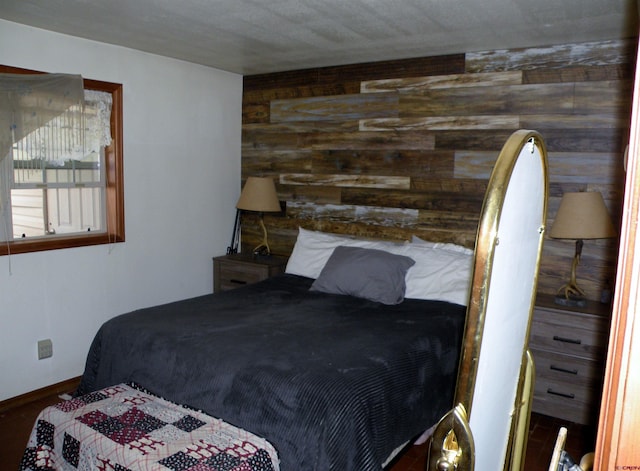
241;39;636;301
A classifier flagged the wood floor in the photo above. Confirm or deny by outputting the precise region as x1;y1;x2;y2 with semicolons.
1;390;596;471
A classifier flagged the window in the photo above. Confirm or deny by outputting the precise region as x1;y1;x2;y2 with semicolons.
0;65;124;256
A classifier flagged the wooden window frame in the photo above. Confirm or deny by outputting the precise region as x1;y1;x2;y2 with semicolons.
0;65;124;256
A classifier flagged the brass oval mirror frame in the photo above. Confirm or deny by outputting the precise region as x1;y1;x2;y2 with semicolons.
456;129;549;412
428;129;549;471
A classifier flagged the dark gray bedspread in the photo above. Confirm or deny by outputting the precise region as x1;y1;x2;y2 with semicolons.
77;274;466;470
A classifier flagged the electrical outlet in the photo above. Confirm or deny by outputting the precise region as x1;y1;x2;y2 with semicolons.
37;339;53;359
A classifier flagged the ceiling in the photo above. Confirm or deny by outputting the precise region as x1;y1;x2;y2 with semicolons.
0;0;637;75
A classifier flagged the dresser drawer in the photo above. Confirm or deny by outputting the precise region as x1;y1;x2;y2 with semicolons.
530;307;609;358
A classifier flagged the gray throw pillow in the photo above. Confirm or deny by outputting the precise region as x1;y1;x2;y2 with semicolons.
310;245;415;305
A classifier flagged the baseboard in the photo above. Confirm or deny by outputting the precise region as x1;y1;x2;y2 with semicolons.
0;376;81;413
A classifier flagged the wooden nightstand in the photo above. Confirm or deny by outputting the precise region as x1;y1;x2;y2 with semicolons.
529;293;610;425
212;253;288;293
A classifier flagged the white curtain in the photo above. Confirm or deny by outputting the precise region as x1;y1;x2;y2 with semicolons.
0;73;112;242
0;73;84;163
83;89;113;152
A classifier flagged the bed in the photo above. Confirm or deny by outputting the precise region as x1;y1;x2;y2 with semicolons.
22;130;549;471
73;232;473;470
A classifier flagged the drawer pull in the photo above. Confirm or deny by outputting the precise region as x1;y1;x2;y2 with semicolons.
547;388;575;399
229;279;248;285
550;364;578;375
553;335;582;345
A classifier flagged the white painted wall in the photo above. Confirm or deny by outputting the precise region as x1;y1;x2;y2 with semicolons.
0;20;243;401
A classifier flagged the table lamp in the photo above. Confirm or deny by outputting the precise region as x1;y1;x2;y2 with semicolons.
236;176;281;256
548;191;616;307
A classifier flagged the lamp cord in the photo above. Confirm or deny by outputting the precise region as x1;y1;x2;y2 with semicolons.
227;209;240;254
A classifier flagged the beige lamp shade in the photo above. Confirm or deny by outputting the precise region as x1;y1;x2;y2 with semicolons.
549;191;616;240
236;176;281;212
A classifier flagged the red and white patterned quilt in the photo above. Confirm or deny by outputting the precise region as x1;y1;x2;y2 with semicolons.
19;383;279;471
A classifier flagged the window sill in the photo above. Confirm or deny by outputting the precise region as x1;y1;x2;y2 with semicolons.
0;232;125;256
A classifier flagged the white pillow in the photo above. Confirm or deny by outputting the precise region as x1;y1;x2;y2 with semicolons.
411;235;474;256
285;227;406;279
286;228;473;305
401;243;473;305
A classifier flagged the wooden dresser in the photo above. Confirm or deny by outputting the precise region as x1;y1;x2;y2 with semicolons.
213;253;288;293
529;294;611;425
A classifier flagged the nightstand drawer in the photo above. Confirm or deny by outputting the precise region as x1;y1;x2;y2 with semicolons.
213;254;288;293
532;375;603;425
218;263;268;289
530;348;603;388
530;308;609;358
529;294;610;424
